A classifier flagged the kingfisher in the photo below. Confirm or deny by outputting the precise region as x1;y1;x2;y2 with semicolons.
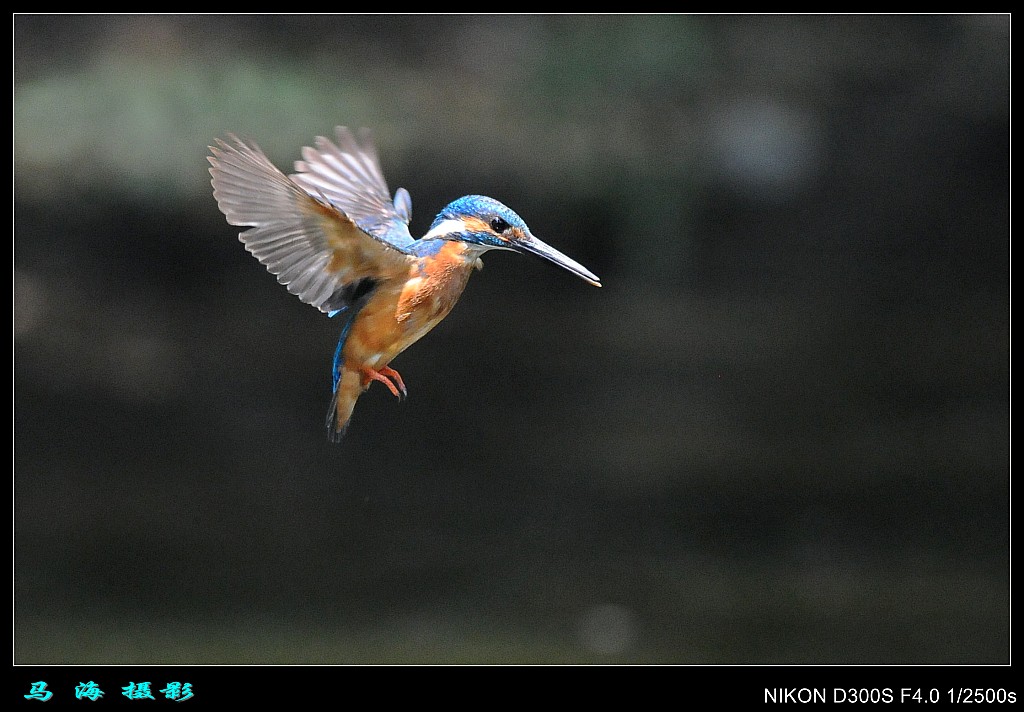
209;126;601;440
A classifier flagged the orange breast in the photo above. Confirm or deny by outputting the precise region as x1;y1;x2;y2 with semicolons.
343;242;479;370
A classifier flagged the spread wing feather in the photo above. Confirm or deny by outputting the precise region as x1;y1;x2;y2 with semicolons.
209;132;414;315
291;127;417;252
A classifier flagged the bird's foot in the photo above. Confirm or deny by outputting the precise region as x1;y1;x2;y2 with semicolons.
361;366;407;399
378;366;407;397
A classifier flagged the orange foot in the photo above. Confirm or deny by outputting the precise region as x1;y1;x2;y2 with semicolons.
360;365;408;399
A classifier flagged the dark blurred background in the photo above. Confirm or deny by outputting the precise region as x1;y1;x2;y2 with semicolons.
14;14;1008;664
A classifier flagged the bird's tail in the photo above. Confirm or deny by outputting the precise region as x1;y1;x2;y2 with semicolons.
325;366;364;441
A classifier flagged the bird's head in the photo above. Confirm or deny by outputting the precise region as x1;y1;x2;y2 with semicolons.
422;195;601;287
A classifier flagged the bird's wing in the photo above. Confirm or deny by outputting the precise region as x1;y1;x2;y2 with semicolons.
209;134;415;315
290;127;417;252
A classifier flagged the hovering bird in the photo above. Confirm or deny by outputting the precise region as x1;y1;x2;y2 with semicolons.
209;127;601;440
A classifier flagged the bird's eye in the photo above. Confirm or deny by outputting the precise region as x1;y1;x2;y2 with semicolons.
490;217;510;233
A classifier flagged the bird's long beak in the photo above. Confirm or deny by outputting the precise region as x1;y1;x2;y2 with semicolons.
514;234;602;287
